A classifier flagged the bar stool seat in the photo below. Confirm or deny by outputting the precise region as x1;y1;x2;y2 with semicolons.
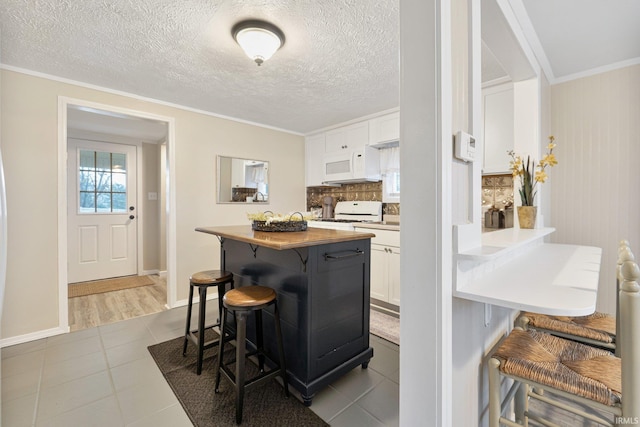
183;270;234;375
214;285;289;424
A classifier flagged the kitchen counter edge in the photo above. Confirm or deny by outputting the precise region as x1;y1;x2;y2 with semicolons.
195;225;376;250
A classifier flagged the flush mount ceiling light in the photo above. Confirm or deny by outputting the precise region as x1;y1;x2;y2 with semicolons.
232;20;285;66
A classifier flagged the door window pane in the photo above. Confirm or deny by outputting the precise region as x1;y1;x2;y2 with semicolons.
78;149;128;213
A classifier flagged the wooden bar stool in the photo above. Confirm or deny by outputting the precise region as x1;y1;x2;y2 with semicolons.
214;285;289;424
182;270;234;375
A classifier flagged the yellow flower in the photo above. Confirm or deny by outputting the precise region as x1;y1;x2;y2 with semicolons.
535;170;548;183
541;153;558;167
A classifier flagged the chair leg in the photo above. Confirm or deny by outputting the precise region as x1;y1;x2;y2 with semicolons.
216;281;227;326
196;285;207;375
235;311;248;424
214;306;227;393
255;309;265;372
183;284;195;356
514;380;529;425
488;358;502;427
273;301;289;397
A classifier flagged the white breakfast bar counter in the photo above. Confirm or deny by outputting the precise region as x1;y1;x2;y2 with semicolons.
454;227;602;316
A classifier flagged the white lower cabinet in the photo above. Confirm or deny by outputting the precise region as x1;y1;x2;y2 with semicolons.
357;228;400;309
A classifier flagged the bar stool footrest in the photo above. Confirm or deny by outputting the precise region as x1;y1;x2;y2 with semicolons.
218;363;286;393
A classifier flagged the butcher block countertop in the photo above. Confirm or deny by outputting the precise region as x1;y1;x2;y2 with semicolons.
195;225;375;250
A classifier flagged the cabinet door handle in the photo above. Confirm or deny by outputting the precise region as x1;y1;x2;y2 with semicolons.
324;250;364;260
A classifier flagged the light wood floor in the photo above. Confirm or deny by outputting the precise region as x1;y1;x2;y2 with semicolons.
68;274;167;332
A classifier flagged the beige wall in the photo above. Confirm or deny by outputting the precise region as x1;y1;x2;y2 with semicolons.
0;69;305;340
550;64;640;315
142;142;161;272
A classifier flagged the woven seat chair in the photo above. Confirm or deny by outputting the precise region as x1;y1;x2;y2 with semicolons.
488;249;640;427
515;241;633;355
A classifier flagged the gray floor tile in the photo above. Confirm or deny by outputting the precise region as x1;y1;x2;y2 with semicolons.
125;403;191;427
330;365;385;402
116;376;179;425
105;335;157;368
2;339;47;360
329;402;387;427
147;326;184;344
36;395;123;427
368;340;400;378
309;384;354;421
2;349;45;378
389;367;400;384
44;335;103;365
370;334;400;352
99;320;155;349
1;368;41;402
36;371;114;421
356;379;400;427
2;304;401;427
46;326;98;346
98;316;145;334
110;356;166;392
1;392;37;427
41;350;108;389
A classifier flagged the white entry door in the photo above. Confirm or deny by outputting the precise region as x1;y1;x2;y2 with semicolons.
67;139;138;283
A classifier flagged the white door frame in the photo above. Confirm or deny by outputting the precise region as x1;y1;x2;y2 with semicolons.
57;96;178;331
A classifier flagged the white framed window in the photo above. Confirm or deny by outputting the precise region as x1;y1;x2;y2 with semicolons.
78;149;128;213
380;146;400;203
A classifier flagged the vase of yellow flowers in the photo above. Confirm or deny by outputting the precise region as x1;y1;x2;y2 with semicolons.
508;136;558;229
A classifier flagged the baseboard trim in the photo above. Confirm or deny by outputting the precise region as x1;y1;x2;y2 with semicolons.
0;326;69;348
172;292;219;309
142;269;160;276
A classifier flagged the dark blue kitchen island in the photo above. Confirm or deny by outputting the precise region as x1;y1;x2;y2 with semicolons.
195;225;376;405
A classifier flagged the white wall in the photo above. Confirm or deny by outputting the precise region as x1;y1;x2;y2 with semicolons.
399;0;451;423
550;64;640;315
0;69;305;341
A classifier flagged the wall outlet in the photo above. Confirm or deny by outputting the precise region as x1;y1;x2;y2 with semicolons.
148;192;158;200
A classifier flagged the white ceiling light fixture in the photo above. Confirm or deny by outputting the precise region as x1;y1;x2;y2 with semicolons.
232;20;285;66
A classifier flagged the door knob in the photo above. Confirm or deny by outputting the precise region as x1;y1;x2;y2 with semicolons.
129;215;135;220
129;206;135;211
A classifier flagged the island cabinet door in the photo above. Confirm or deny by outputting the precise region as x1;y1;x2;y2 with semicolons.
309;240;371;379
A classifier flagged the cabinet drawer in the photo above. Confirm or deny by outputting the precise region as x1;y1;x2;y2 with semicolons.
356;228;399;247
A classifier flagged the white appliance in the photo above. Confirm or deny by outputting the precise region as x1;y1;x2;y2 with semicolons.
322;146;380;184
308;201;383;231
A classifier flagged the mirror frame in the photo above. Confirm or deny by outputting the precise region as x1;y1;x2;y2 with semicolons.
216;155;270;204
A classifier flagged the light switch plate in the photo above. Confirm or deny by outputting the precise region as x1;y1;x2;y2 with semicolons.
148;192;158;200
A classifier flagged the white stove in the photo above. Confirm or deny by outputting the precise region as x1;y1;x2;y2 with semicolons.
309;201;382;231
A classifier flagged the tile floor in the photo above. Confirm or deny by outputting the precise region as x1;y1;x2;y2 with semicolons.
2;302;400;426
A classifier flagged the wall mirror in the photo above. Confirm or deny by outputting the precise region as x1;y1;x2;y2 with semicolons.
217;156;269;204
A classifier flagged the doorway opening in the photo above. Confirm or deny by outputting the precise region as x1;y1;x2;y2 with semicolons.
58;97;177;331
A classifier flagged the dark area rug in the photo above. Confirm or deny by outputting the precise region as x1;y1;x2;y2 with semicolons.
148;331;328;426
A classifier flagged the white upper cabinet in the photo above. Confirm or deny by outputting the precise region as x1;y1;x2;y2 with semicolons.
368;112;400;147
325;121;369;153
231;158;247;187
482;84;513;174
305;134;326;187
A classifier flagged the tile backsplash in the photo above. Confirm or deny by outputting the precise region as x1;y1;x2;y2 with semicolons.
482;174;514;209
306;181;400;216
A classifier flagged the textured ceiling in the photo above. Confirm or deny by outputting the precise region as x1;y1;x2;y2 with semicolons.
0;0;399;134
2;1;636;135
